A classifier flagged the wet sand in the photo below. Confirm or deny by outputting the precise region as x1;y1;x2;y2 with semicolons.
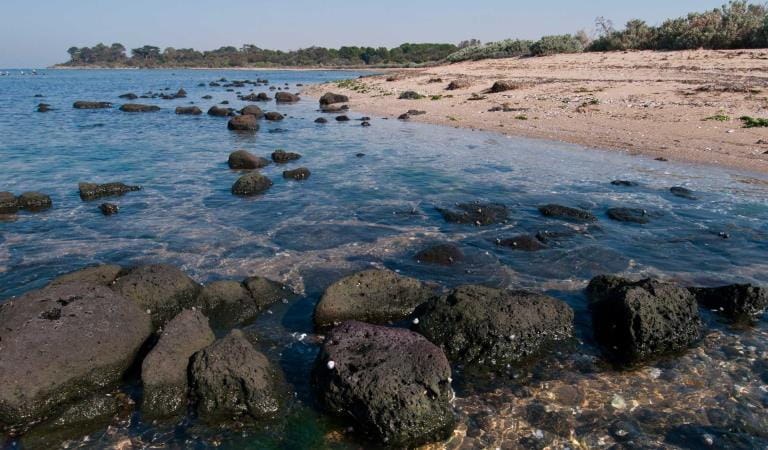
303;49;768;174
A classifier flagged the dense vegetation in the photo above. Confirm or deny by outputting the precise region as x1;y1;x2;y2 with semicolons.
62;43;458;68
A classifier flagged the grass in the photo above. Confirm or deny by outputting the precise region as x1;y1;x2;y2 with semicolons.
335;79;369;93
430;95;443;101
740;116;768;128
446;116;459;121
704;114;731;121
515;115;529;120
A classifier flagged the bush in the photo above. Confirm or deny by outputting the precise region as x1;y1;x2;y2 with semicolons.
530;35;584;56
447;39;533;62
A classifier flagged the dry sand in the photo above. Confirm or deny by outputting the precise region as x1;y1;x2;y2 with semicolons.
304;49;768;174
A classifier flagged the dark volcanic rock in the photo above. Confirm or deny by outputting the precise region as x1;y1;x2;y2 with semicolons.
607;207;651;224
611;180;638;187
227;115;259;131
175;106;202;115
415;243;464;266
437;202;509;226
447;79;471;90
689;284;767;322
670;186;697;200
415;285;574;367
228;149;270;170
190;330;283;422
207;106;235;117
243;275;293;308
112;264;202;329
496;235;547;251
319;92;349;105
312;321;456;447
118;93;138;100
283;167;311;180
198;280;259;329
99;203;119;215
489;80;520;93
335;115;350;122
78;182;141;201
314;117;328;124
271;149;301;163
275;92;300;103
586;276;703;364
239;105;264;118
49;264;122;288
0;283;152;429
73;101;111;109
264;111;284;121
399;91;423;100
539;204;597;222
398;113;410;120
232;172;273;196
314;269;433;329
141;309;215;419
17;192;52;211
361;121;371;126
0;192;19;214
119;104;160;112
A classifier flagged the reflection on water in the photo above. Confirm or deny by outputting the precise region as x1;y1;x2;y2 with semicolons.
0;69;767;448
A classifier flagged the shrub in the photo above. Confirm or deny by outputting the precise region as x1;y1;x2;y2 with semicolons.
530;35;584;56
446;39;533;62
740;116;768;127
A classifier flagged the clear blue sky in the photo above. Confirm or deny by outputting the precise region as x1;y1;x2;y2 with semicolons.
1;0;732;67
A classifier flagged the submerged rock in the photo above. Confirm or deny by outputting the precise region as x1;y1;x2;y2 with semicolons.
587;276;703;365
312;321;456;447
227;115;259;131
335;115;350;122
320;104;349;113
283;167;311;180
141;310;215;419
607;207;651;224
207;106;235;117
314;269;433;329
319;92;349;105
17;192;52;211
0;283;152;430
271;149;301;163
99;203;119;215
73;101;111;109
239;105;264;118
175;106;202;115
274;92;300;103
611;180;638;187
415;285;574;368
232;172;273;196
78;182;141;201
314;117;328;124
264;111;284;121
190;330;283;423
112;264;202;329
438;202;509;226
539;204;597;222
119;104;160;112
0;191;19;214
689;284;767;322
415;243;464;266
670;186;697;200
228;149;270;170
118;93;138;100
496;235;546;251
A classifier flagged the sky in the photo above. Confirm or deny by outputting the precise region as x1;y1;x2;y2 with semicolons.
0;0;734;67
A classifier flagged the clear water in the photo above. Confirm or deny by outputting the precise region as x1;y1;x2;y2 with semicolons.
1;69;767;448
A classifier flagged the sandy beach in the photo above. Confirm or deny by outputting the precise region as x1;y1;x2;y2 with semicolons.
304;49;768;174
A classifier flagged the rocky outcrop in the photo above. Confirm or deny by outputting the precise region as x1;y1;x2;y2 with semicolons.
271;149;301;163
232;172;273;196
319;93;349;105
175;106;202;115
227;115;259;131
228;150;270;170
0;283;152;430
78;182;141;201
275;92;300;103
313;269;433;329
587;276;703;364
141;310;215;419
539;204;597;222
73;101;111;109
312;321;456;447
689;284;767;322
415;285;574;368
415;243;464;266
282;168;311;180
119;104;160;112
437;202;509;225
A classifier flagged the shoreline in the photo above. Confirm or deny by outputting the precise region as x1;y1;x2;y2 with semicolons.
303;49;768;175
47;65;399;72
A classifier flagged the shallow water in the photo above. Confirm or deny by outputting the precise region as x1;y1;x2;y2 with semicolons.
1;69;767;448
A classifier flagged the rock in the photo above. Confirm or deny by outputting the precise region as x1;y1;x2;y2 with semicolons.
399;91;423;100
312;321;456;447
228;115;259;131
243;275;292;309
314;117;328;124
220;100;230;104
0;192;19;214
239;105;264;118
355;152;365;157
314;269;433;329
99;203;119;215
670;186;697;200
73;101;111;109
112;264;202;329
398;113;410;120
118;93;138;100
319;92;349;105
49;264;122;288
175;106;202;115
320;104;349;113
228;149;270;170
264;111;284;121
361;121;371;127
437;202;509;225
446;79;471;90
141;310;215;419
539;204;597;222
611;180;638;187
271;149;301;163
496;235;546;251
256;93;271;101
175;88;187;98
207;106;235;117
415;243;464;266
283;168;311;180
335;115;350;122
0;283;152;429
190;330;283;422
201;95;213;100
586;276;703;364
17;192;52;211
119;104;160;112
407;110;426;116
415;285;574;367
275;92;300;103
489;81;520;93
232;172;273;196
689;284;767;322
78;182;141;201
607;207;651;224
198;281;259;329
37;104;51;112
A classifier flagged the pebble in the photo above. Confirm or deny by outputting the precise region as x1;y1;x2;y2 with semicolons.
611;394;627;410
327;360;336;370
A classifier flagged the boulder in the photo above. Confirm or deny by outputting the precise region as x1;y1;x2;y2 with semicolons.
207;106;235;117
119;104;160;112
17;192;52;211
228;115;259;131
489;81;521;93
415;243;463;266
437;202;509;226
415;285;574;367
271;149;301;163
239;105;264;118
689;284;767;322
190;330;283;422
243;275;293;309
283;168;311;180
0;283;152;429
264;112;284;121
314;269;433;329
446;79;471;90
607;207;651;224
320;104;349;113
73;101;111;109
275;92;300;103
78;182;141;201
312;321;456;447
256;93;271;101
586;276;703;364
539;204;597;222
175;106;202;115
49;264;122;288
0;192;19;214
228;150;270;170
141;310;215;419
496;235;546;251
99;203;119;215
111;264;202;329
198;280;260;329
232;172;273;196
319;93;349;106
670;186;697;200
